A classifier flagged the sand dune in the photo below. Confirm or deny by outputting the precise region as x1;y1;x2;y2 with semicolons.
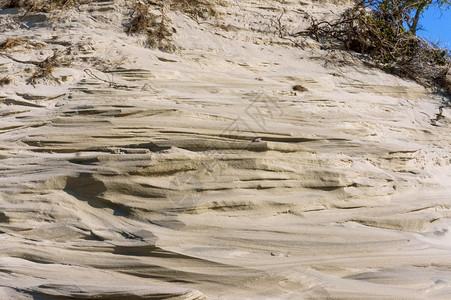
0;0;450;299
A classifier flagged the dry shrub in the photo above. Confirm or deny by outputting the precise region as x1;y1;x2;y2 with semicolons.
127;1;176;52
0;0;90;13
309;4;450;93
126;0;219;52
127;1;153;35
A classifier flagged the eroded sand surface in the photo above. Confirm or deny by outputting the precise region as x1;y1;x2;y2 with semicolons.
1;0;450;299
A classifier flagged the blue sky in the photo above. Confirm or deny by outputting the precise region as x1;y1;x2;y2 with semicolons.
418;5;451;48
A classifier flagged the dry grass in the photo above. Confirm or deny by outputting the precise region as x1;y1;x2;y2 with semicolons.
29;63;54;86
126;0;221;52
0;38;43;51
28;50;65;86
171;0;217;19
2;48;69;86
0;37;59;86
126;1;152;35
0;38;28;50
0;0;20;9
0;75;12;87
127;1;175;52
0;0;90;13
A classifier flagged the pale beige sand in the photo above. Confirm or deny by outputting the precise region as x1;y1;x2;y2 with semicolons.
0;0;450;299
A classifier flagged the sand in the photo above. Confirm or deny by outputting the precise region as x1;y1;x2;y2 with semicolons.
0;0;450;299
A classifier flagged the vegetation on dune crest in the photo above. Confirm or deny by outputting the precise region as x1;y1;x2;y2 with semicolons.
126;0;220;52
309;0;451;95
1;0;449;97
126;1;176;52
0;0;91;12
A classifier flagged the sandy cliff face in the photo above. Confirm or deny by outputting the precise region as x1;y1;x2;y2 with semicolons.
1;0;450;299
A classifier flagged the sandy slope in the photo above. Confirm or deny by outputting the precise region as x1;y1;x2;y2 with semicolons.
0;0;450;299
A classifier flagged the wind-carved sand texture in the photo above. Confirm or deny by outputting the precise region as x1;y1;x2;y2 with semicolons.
0;0;451;299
